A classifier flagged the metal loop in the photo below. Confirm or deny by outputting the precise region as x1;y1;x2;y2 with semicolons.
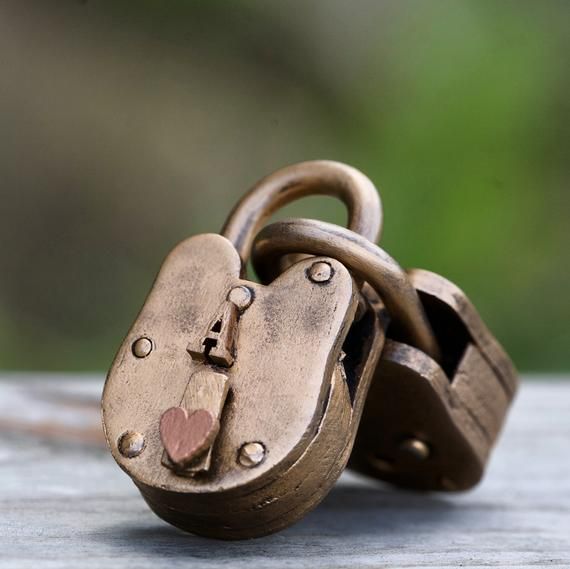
221;160;382;267
251;218;441;362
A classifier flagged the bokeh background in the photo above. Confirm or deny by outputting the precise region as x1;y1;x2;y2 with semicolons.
0;1;568;372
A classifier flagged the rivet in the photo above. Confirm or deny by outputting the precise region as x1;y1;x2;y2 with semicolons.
400;438;430;461
132;337;153;358
308;261;333;283
238;442;266;467
228;285;254;311
118;430;145;458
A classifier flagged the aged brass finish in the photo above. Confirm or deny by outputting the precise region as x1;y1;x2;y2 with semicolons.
399;438;431;461
104;244;383;538
308;260;333;283
103;159;517;540
349;269;518;491
253;222;517;491
132;337;153;358
221;160;383;266
252;218;441;361
227;285;254;311
238;442;266;467
118;430;145;458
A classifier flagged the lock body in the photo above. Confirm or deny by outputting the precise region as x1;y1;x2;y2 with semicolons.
349;269;518;490
102;233;384;539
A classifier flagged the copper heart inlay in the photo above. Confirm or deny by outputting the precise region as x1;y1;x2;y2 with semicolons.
159;407;219;468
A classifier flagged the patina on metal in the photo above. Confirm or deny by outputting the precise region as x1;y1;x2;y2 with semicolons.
252;220;518;492
221;160;383;266
252;218;441;361
103;161;385;539
102;160;517;540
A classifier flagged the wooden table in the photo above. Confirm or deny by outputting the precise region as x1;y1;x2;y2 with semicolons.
1;374;568;568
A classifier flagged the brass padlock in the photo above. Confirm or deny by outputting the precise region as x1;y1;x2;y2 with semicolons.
104;160;516;539
349;268;518;491
252;218;518;493
103;161;399;539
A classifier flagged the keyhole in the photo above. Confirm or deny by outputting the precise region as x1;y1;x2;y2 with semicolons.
202;319;223;359
187;286;253;367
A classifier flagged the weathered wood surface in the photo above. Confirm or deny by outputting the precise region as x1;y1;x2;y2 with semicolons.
0;373;568;568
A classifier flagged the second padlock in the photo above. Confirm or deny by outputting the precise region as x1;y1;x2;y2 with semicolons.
252;218;518;493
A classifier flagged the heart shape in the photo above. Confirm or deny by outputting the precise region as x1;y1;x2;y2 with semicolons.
159;407;219;468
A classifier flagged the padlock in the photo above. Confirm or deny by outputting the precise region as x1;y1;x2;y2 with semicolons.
349;268;518;491
102;161;405;539
252;218;518;493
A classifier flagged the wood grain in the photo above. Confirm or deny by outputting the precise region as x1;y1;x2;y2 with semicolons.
0;374;569;568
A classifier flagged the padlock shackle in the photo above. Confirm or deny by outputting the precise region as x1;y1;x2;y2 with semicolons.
221;160;382;267
252;218;441;363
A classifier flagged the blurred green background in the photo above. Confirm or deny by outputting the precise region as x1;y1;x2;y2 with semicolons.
0;1;568;372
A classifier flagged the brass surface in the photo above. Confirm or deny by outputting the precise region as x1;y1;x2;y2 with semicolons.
227;285;254;311
399;438;431;461
103;232;384;538
103;160;516;540
221;160;382;267
238;442;266;467
117;430;145;458
252;218;441;361
252;219;517;491
132;337;153;359
308;260;333;283
349;269;518;491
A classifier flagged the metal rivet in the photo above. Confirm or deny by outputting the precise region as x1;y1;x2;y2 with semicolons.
308;261;333;283
132;337;153;358
400;438;430;461
238;442;266;467
118;431;145;458
228;285;254;311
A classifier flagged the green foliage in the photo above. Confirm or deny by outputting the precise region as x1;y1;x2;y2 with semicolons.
0;1;567;371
